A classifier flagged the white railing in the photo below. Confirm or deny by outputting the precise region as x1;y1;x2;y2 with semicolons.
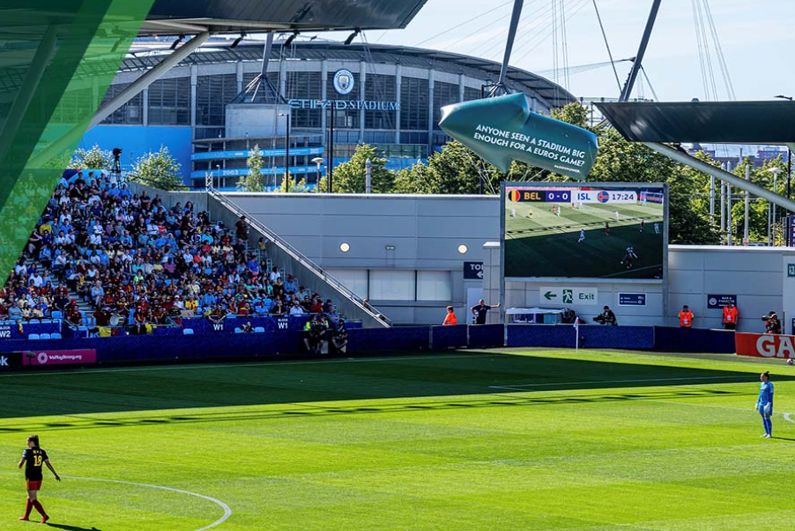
209;190;392;328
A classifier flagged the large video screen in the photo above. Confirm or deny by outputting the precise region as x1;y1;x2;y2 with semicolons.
502;183;667;281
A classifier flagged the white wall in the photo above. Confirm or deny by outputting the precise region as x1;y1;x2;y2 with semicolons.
223;192;792;331
224;193;500;325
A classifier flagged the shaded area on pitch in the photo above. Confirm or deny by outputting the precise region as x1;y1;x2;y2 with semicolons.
0;350;784;421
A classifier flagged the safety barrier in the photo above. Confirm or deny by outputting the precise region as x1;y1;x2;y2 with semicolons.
347;327;430;354
0;324;740;371
430;325;468;349
653;326;735;353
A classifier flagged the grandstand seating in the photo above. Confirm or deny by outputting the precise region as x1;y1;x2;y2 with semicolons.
1;169;343;336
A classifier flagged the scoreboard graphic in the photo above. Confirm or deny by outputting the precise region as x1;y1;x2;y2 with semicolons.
502;183;668;281
507;187;638;204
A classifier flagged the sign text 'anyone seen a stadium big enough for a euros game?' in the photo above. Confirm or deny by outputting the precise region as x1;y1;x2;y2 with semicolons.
439;93;598;181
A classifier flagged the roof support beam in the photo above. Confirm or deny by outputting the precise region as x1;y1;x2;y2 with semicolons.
644;141;795;213
89;31;209;128
0;24;58;165
29;31;209;169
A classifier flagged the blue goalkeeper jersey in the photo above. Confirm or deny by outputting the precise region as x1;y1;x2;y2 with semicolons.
757;381;774;414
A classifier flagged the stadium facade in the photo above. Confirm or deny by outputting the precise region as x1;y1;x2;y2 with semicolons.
81;40;576;189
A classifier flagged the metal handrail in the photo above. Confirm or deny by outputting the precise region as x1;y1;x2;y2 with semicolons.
209;191;392;328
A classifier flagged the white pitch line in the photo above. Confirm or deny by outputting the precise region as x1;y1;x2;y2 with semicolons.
0;353;489;379
784;413;794;424
0;472;232;531
64;475;231;531
489;375;745;391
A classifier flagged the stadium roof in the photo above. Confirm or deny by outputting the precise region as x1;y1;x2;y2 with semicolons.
121;41;577;108
595;100;795;144
0;0;428;39
142;0;429;34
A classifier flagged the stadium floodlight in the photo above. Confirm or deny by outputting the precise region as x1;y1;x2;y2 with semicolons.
284;32;299;47
344;30;360;45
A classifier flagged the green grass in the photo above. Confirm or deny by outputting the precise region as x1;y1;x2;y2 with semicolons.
0;349;793;530
505;201;664;279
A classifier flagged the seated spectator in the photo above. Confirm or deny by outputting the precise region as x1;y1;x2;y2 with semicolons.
240;321;253;333
289;299;305;316
284;275;298;294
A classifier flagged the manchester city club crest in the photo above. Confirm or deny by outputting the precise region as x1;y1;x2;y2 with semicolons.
333;68;355;95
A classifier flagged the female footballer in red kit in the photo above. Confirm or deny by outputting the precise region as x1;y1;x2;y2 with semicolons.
18;435;60;523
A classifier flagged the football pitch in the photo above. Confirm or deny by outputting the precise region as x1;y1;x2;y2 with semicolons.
505;201;665;279
1;349;793;531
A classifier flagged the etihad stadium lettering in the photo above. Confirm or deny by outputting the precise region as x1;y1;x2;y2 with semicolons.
288;98;401;111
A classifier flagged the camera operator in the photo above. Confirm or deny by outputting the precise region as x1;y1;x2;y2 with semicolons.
593;306;617;326
762;311;782;334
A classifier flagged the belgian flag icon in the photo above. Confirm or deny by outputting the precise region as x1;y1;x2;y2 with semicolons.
508;190;521;202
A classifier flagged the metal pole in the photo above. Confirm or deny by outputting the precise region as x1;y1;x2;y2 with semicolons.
789;148;792;203
328;105;335;193
493;0;526;95
709;175;715;222
773;173;778;245
284;113;290;189
727;183;733;246
619;0;663;101
744;164;750;245
720;180;726;244
365;158;372;193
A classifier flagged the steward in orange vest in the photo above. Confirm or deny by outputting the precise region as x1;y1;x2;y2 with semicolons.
443;306;458;326
679;306;694;328
722;302;738;330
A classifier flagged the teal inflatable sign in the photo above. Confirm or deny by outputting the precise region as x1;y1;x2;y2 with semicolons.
439;93;598;180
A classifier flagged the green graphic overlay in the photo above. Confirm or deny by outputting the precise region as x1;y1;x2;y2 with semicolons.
439;93;598;180
0;0;154;284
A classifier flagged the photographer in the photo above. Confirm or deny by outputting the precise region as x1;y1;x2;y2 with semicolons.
594;306;617;326
762;311;782;334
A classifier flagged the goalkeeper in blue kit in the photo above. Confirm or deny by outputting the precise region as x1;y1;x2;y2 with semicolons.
757;371;774;438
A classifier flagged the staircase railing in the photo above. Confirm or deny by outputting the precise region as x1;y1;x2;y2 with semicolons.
209;191;391;328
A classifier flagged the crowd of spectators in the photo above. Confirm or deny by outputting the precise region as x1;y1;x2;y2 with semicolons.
0;170;343;335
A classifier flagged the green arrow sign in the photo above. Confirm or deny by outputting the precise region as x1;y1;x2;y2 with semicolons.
439;93;598;180
544;291;557;301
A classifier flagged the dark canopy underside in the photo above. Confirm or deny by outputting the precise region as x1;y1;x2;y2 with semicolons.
596;101;795;144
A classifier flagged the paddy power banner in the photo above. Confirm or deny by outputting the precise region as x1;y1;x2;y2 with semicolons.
736;333;795;359
439;93;598;180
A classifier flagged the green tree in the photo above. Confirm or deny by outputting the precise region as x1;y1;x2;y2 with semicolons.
274;175;310;193
550;102;589;129
727;156;787;244
68;144;112;169
327;144;394;193
237;145;265;192
128;146;187;191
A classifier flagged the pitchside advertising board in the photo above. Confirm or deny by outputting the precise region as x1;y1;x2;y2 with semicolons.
0;350;96;370
736;333;795;359
501;182;668;282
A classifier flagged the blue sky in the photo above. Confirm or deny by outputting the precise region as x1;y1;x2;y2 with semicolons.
354;0;794;102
